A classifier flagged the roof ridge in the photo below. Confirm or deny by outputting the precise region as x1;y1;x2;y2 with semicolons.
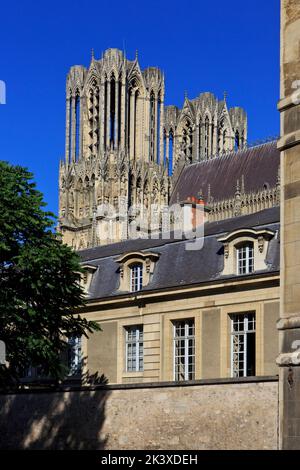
187;140;278;168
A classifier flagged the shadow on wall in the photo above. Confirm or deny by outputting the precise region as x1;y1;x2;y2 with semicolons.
0;371;110;450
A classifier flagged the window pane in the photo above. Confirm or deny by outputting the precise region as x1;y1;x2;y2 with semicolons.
130;264;143;292
126;325;144;372
68;336;82;376
230;313;256;378
173;320;195;381
237;243;254;275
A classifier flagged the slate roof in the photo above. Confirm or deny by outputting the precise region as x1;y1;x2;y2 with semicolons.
170;141;280;204
78;207;280;301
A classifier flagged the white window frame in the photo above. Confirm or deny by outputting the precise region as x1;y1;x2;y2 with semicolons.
68;336;82;376
237;243;254;275
125;325;144;372
130;263;143;292
173;320;195;381
230;313;256;378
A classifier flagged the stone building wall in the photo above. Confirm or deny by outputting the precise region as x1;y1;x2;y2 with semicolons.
0;378;278;450
277;0;300;450
81;282;280;385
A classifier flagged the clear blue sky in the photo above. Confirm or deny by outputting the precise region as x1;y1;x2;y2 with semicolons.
0;0;280;216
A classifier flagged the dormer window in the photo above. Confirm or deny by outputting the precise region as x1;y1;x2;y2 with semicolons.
130;263;143;292
218;228;275;277
116;251;160;292
237;242;254;275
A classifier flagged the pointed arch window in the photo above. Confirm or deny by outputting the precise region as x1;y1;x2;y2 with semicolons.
198;118;202;160
163;129;167;166
157;94;161;163
169;130;174;176
235;130;240;150
75;93;80;161
149;91;155;161
204;116;209;158
110;75;116;145
69;94;73;164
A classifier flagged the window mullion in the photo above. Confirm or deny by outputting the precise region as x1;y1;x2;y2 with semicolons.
243;316;248;377
246;246;250;274
231;322;234;377
136;328;140;372
185;322;189;381
173;324;176;380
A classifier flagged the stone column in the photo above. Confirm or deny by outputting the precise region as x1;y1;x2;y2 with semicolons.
115;80;119;149
65;97;71;165
276;0;300;450
71;95;76;162
106;80;111;150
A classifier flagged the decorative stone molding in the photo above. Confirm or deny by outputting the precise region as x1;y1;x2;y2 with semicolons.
208;185;279;223
277;316;300;331
276;352;300;367
258;235;264;253
81;264;97;295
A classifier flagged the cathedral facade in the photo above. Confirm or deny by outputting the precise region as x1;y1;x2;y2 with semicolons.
59;48;247;249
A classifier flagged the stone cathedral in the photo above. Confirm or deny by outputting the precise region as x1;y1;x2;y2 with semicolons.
59;48;249;249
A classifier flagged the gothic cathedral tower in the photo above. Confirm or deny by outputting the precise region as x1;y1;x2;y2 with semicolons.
59;48;247;249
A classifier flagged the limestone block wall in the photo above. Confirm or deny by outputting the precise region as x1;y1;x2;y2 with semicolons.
0;377;278;450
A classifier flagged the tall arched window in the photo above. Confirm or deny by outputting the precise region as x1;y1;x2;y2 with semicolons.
75;93;80;161
163;129;167;166
157;94;161;163
169;130;174;176
235;130;240;150
110;76;116;145
69;94;72;164
149;91;155;161
198;118;202;160
204;116;209;158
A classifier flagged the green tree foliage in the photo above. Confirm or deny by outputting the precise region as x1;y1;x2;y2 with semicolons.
0;161;100;384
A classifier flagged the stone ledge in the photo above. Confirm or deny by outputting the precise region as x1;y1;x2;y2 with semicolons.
0;375;279;396
277;95;299;112
277;130;300;151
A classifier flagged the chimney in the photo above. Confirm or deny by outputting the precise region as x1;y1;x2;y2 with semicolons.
179;193;211;234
